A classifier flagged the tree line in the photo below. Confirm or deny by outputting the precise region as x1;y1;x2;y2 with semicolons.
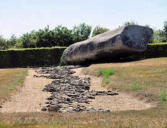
0;22;167;50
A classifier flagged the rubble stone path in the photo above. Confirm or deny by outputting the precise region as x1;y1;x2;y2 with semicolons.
0;69;53;113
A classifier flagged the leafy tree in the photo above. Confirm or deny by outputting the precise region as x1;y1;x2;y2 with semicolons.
124;21;138;26
21;31;37;48
53;26;73;46
72;23;92;43
36;26;55;47
0;36;7;50
7;35;17;48
164;21;167;41
15;39;23;48
92;26;109;37
152;30;166;43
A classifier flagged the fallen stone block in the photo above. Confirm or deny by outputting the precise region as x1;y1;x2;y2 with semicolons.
61;25;153;65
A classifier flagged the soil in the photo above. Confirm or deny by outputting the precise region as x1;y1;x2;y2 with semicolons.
0;69;53;113
0;66;154;113
73;68;153;111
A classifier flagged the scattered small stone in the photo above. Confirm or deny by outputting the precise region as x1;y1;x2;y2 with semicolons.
41;107;47;111
48;105;62;112
36;66;118;113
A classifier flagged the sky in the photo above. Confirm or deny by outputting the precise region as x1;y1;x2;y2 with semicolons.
0;0;167;38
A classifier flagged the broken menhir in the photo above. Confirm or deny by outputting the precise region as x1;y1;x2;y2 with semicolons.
61;25;153;65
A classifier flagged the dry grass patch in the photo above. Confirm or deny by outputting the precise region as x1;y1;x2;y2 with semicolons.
0;68;28;104
0;112;167;128
82;58;167;118
83;58;167;102
1;58;167;128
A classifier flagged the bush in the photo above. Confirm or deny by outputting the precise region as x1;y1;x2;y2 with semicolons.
0;47;66;68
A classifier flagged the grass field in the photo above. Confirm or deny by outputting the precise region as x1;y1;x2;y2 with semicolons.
1;58;167;128
0;68;28;104
85;58;167;104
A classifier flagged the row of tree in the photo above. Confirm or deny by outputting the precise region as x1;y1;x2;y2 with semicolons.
0;23;92;49
0;22;167;50
152;22;167;43
0;23;109;50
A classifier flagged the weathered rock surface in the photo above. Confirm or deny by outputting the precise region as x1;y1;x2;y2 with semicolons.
61;25;153;65
35;66;118;113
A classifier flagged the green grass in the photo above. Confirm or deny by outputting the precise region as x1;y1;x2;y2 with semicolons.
148;42;167;45
81;58;167;125
2;58;167;128
1;46;67;51
0;68;28;104
98;68;115;77
94;62;167;103
131;82;142;91
104;77;111;85
161;89;167;103
98;68;115;84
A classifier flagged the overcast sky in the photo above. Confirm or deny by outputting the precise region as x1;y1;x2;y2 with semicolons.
0;0;167;38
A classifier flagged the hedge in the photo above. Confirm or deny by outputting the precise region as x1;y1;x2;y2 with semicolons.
127;43;167;60
0;43;167;68
0;47;66;68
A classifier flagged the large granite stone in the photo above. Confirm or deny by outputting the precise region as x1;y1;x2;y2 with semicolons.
61;25;153;65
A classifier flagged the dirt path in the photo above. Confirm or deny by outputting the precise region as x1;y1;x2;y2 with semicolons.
0;67;154;113
0;69;52;113
73;68;153;111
